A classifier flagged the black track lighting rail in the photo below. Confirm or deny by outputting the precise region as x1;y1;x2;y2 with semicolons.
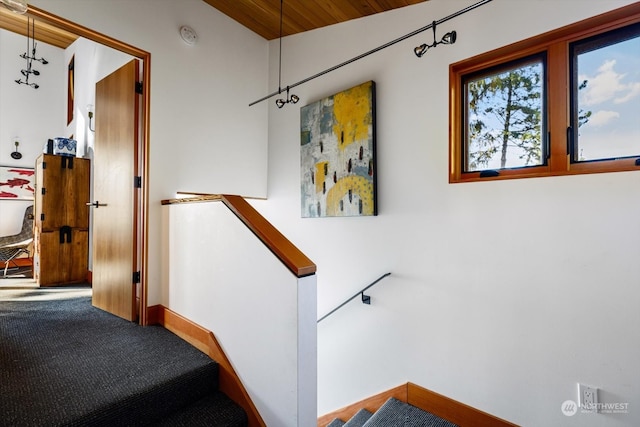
275;0;299;108
249;0;493;107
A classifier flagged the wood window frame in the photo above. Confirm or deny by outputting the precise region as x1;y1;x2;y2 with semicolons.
449;2;640;183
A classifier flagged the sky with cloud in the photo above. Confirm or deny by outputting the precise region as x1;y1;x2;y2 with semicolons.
577;35;640;160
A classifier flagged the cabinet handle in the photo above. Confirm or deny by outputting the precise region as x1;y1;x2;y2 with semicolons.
86;201;108;208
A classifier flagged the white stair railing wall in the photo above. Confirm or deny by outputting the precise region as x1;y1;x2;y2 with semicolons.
161;198;317;427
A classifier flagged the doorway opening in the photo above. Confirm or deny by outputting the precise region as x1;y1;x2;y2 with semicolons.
0;5;150;325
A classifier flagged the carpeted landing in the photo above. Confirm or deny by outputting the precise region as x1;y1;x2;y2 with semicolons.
0;288;247;426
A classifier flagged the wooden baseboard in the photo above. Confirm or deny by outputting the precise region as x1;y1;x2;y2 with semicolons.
148;305;265;427
407;382;519;427
318;383;518;427
146;304;161;326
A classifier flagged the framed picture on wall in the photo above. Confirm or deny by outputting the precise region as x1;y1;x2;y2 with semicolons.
0;166;35;200
300;80;377;218
67;55;75;125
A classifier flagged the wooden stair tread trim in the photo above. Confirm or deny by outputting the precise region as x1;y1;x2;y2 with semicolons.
318;383;519;427
407;382;519;427
317;384;407;426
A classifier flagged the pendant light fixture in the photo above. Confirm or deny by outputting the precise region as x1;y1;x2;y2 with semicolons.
15;17;47;89
274;0;299;108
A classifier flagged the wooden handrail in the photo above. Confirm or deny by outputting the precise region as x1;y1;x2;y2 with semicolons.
161;194;316;277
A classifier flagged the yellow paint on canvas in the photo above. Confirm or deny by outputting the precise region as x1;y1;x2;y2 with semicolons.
333;82;372;151
315;161;328;194
326;175;374;216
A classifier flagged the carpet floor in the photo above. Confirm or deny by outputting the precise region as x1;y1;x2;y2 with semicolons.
0;287;243;426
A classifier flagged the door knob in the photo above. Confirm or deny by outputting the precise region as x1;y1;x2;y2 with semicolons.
86;201;108;208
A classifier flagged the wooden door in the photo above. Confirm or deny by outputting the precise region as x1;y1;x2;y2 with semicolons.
91;60;140;322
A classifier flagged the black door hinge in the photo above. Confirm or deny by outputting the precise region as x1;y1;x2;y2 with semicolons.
136;81;143;94
41;187;46;195
42;161;47;169
134;176;142;188
133;271;141;283
40;213;45;221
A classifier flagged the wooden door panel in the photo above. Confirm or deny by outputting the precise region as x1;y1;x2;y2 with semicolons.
91;59;139;322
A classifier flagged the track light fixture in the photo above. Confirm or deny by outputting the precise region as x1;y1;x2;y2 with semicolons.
274;0;298;108
275;86;299;108
414;21;457;58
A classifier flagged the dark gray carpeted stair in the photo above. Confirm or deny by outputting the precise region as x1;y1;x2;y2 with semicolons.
0;288;247;426
363;398;457;426
326;397;458;427
343;408;372;426
157;392;247;426
326;419;346;427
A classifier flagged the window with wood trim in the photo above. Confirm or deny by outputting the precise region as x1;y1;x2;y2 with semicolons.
449;2;640;183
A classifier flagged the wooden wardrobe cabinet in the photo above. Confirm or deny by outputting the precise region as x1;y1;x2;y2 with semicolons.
34;154;90;286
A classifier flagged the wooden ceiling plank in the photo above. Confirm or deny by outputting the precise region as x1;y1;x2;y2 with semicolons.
284;2;336;34
0;8;77;49
317;0;362;23
202;0;428;40
204;0;283;40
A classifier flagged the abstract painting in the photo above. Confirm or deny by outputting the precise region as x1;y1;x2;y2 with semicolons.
0;166;35;200
300;81;377;217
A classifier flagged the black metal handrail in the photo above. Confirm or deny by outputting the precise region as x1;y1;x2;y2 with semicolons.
317;272;391;323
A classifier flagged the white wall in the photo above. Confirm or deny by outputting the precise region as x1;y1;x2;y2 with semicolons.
64;37;133;159
251;0;640;426
18;1;639;426
0;29;65;235
162;201;317;427
30;0;270;304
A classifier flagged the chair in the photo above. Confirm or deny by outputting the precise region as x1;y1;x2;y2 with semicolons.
0;205;34;278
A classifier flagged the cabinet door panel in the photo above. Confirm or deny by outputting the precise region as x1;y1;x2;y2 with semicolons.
36;155;66;231
36;155;90;231
65;159;90;229
67;229;89;283
35;229;88;286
